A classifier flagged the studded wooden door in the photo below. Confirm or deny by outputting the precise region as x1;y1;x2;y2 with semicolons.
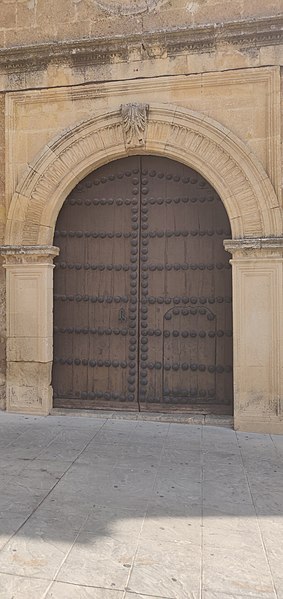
53;156;233;413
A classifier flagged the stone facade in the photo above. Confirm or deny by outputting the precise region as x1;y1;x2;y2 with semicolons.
0;1;282;432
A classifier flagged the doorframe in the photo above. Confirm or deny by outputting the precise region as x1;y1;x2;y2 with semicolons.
2;103;283;433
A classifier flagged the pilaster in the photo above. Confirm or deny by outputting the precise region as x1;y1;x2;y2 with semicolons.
0;245;59;415
224;238;283;433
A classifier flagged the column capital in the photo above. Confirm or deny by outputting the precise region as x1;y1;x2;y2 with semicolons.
224;237;283;259
0;245;59;265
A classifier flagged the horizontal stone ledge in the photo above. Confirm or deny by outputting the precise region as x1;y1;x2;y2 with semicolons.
0;245;59;255
0;245;60;264
224;237;283;254
0;15;281;73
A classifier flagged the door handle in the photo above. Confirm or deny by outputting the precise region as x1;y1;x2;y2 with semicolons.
118;308;127;322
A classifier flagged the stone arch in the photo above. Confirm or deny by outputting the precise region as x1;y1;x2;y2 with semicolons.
5;103;282;245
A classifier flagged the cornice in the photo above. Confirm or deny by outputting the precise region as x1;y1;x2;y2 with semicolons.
224;238;283;257
0;245;59;256
0;245;59;265
0;15;282;73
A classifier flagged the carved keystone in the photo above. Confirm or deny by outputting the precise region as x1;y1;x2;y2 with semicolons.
121;103;149;147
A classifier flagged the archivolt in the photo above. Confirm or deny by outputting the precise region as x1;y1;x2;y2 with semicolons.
5;104;282;245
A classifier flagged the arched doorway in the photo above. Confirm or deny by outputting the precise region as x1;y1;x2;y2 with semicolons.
4;104;281;430
52;155;233;414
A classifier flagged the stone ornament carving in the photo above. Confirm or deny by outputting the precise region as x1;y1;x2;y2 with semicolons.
92;0;165;15
121;103;149;147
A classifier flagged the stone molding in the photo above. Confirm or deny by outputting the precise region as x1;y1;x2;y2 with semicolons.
0;245;59;265
5;103;282;246
0;15;282;73
224;238;283;257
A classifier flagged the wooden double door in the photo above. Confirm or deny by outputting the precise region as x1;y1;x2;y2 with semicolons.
53;156;233;413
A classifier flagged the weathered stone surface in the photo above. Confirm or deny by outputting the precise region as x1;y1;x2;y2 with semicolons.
0;0;282;49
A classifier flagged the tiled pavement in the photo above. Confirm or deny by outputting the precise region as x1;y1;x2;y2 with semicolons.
0;412;283;599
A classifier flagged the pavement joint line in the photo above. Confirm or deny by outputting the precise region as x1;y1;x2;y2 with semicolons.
1;422;71;464
34;417;107;462
44;580;175;598
0;569;53;582
17;427;66;463
202;590;276;598
270;434;283;461
0;418;108;557
41;511;98;598
235;432;279;599
0;422;38;450
53;579;125;592
121;422;171;599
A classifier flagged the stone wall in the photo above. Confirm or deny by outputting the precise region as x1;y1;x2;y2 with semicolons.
0;4;282;95
0;95;6;408
0;0;282;48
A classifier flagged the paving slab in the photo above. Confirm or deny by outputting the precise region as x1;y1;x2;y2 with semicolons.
0;412;282;599
0;572;49;598
57;530;138;589
46;583;124;598
126;537;201;599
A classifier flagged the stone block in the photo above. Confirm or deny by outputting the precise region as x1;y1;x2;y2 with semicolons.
7;337;53;363
4;26;54;48
37;0;76;24
195;1;243;24
90;16;142;37
7;361;52;388
242;0;282;18
6;362;52;414
55;20;91;42
16;1;36;29
142;8;193;31
0;3;16;29
6;363;52;415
